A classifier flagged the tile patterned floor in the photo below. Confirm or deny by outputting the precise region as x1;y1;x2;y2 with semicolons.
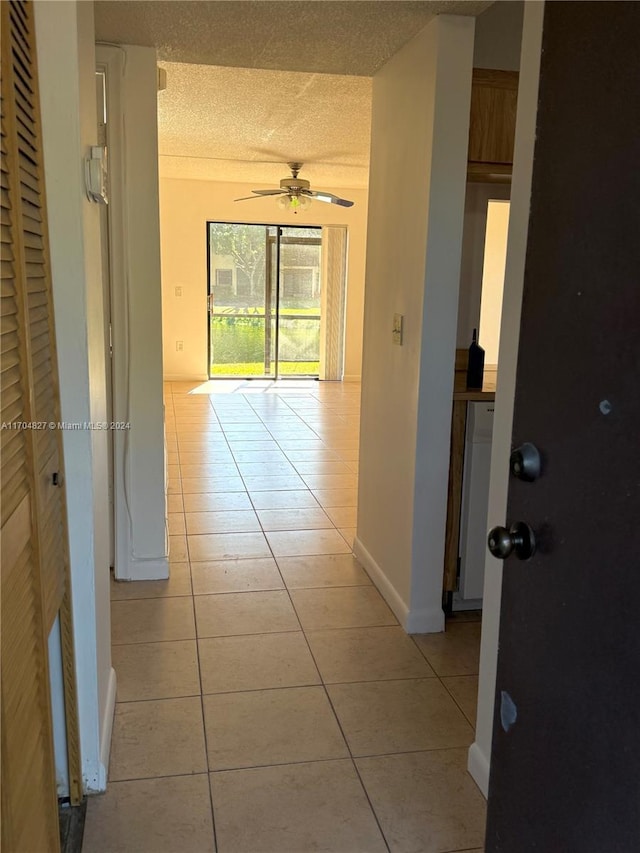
83;379;485;853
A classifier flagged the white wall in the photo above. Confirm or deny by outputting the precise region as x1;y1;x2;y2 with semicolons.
474;0;524;71
159;178;368;382
478;199;510;366
98;44;169;582
355;15;475;633
468;0;545;797
35;0;114;792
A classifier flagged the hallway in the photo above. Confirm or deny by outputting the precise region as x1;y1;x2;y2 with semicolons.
83;380;486;853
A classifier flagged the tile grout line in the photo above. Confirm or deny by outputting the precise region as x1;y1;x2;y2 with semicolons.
187;515;220;852
287;583;393;853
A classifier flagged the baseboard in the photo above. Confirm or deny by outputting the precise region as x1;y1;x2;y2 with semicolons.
405;606;445;634
353;537;409;628
114;556;169;581
353;537;445;634
467;740;490;798
163;373;208;382
93;666;117;793
163;372;361;385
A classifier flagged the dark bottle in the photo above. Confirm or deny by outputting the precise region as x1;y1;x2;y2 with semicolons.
467;328;485;390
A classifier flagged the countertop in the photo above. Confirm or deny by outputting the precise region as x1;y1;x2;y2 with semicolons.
452;368;497;402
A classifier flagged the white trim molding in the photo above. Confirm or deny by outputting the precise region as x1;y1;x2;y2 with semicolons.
468;0;545;797
95;667;117;792
354;537;444;634
354;536;409;627
467;741;490;797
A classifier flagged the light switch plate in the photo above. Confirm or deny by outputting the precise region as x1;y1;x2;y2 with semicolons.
392;313;403;345
174;286;183;297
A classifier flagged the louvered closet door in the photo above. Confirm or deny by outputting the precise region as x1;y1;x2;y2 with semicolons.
7;0;66;630
2;1;78;848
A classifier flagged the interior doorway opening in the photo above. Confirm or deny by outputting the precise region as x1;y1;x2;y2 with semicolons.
207;222;322;379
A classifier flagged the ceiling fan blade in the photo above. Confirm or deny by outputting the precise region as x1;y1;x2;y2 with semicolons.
306;190;354;208
234;190;286;202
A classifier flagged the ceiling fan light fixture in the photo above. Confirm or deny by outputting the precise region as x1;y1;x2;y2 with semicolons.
235;163;353;209
278;193;311;213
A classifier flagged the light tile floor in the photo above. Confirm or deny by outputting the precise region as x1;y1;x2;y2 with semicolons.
83;379;485;853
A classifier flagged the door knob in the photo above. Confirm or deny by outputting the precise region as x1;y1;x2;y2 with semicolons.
510;442;541;482
488;522;536;560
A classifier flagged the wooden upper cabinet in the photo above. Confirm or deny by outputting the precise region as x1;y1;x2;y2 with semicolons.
467;69;519;182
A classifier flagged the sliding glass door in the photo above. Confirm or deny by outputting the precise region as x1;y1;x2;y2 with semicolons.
275;228;322;375
208;223;321;378
208;223;268;378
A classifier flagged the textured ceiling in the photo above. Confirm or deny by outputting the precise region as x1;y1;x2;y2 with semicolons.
95;0;492;76
98;0;493;188
157;63;372;187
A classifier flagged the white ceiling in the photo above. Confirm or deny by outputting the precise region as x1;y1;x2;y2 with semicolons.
96;0;493;189
157;63;372;187
95;1;492;76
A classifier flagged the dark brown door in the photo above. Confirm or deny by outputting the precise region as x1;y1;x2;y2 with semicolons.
486;3;640;851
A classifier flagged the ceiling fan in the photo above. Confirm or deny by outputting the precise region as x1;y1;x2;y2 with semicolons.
234;163;354;212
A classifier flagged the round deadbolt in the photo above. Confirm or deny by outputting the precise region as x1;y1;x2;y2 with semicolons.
510;442;541;482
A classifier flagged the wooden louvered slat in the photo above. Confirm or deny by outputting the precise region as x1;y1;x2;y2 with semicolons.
0;87;30;534
19;162;41;193
1;396;23;431
24;245;41;263
21;197;42;226
26;267;45;282
9;1;29;36
20;183;39;210
36;432;56;470
1;307;18;332
11;49;35;96
21;229;42;250
14;70;36;107
1;415;29;520
22;215;43;236
10;28;34;81
15;115;38;156
10;14;33;59
0;323;19;355
17;149;38;181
